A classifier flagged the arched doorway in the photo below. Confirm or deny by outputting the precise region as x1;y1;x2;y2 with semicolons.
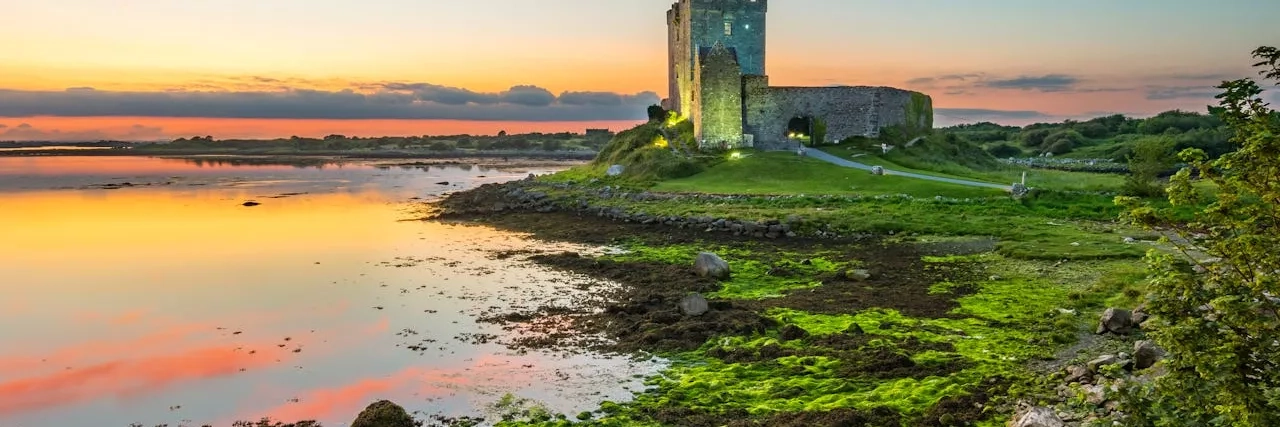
785;116;827;146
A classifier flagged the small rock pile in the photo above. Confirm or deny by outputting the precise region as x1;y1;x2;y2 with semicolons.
1017;304;1165;426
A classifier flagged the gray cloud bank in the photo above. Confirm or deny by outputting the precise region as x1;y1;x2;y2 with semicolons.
0;123;167;142
0;83;661;121
903;71;1257;97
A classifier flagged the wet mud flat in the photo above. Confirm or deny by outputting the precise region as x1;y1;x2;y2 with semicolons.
426;183;1023;426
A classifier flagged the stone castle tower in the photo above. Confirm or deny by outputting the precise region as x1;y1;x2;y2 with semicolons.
663;0;935;151
666;0;766;148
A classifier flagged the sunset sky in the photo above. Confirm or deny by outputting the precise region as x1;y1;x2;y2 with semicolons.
3;0;1279;141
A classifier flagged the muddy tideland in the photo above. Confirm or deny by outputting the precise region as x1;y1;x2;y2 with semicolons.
421;178;1037;426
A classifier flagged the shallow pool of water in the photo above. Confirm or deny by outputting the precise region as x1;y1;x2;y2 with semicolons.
0;156;661;427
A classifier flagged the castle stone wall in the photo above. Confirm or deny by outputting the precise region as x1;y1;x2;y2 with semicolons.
671;1;695;115
668;0;766;116
744;84;932;149
696;47;744;148
666;7;680;110
877;89;934;133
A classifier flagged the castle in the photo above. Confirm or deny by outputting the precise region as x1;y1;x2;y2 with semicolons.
662;0;934;150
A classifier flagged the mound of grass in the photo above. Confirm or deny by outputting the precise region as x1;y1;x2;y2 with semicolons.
556;120;722;185
652;152;1004;198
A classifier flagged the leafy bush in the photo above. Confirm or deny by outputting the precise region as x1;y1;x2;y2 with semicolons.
985;143;1023;158
1075;122;1111;138
647;105;667;122
1120;137;1174;197
1136;110;1223;135
1116;45;1280;427
1042;130;1086;155
1020;128;1053;148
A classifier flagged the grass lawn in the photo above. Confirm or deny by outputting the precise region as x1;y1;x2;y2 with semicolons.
652;151;1005;199
821;146;1125;192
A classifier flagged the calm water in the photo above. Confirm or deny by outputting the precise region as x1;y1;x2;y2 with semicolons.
0;146;113;152
0;156;661;427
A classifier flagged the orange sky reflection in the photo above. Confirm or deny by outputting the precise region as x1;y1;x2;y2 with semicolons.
0;116;646;141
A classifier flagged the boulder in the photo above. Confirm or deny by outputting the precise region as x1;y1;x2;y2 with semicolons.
1131;303;1150;326
1133;340;1165;370
351;400;416;427
606;164;625;176
679;293;710;317
1087;354;1126;373
694;252;731;279
1081;384;1107;405
1063;365;1092;384
1096;308;1134;335
1009;406;1065;427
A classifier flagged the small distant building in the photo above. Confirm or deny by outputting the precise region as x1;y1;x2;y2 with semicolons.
585;128;614;138
666;0;934;150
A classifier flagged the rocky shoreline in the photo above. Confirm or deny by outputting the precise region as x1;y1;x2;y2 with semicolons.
424;177;1168;427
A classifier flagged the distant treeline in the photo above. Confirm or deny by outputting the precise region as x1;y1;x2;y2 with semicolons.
0;140;132;148
140;130;615;153
941;109;1245;162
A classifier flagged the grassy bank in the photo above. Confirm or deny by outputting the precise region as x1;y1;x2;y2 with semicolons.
422;118;1195;426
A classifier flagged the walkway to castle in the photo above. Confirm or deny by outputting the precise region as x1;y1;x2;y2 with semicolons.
804;148;1013;191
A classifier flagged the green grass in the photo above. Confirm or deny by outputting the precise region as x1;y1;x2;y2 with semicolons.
604;241;858;299
486;125;1189;426
651;151;1005;198
577;190;1144;260
822;146;1125;193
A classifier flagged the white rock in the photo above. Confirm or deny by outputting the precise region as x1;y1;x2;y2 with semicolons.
1010;406;1065;427
694;252;731;279
679;293;709;316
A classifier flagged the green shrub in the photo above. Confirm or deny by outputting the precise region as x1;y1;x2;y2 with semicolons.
1020;128;1053;147
1120;136;1174;197
1042;130;1086;155
985;143;1024;158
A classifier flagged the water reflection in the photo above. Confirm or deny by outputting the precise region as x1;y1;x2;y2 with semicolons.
0;156;659;427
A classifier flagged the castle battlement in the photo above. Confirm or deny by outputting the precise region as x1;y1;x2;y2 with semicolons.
682;0;767;13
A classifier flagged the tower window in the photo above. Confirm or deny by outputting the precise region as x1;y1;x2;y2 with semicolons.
724;21;733;36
